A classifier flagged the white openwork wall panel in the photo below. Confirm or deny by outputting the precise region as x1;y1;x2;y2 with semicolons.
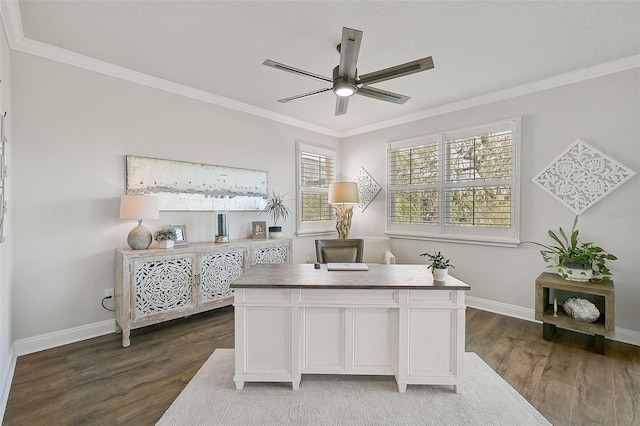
352;167;381;212
134;257;193;317
253;245;288;264
532;139;637;214
200;249;244;302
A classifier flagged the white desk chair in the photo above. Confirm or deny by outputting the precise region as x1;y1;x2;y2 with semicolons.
358;236;396;264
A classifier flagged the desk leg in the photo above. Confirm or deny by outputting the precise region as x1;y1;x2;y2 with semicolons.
542;323;556;340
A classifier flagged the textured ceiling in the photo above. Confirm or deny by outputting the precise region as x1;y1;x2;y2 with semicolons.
14;1;640;134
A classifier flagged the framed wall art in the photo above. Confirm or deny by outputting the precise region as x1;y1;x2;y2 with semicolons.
126;155;269;211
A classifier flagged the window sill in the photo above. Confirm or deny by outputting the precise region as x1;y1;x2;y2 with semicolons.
384;231;520;248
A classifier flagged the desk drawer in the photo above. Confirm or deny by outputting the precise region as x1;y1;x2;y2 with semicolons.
301;289;397;305
237;288;291;304
407;290;458;306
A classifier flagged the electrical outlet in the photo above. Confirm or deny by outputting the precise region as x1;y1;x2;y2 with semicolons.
104;288;114;299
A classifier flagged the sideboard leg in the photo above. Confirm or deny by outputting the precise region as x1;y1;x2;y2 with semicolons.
122;327;130;348
291;381;300;391
542;322;556;341
235;380;245;390
594;335;605;355
397;382;407;393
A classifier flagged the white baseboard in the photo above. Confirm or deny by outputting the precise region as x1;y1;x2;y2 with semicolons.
0;346;16;422
13;320;116;357
466;296;640;347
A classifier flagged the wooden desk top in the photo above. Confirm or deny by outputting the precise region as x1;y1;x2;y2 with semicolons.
231;264;471;290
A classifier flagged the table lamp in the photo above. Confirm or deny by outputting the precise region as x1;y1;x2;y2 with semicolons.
329;182;359;239
120;194;159;249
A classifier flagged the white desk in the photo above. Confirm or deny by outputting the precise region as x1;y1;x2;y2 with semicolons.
231;263;471;393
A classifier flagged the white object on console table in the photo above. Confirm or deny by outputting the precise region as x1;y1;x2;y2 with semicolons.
115;238;291;347
231;263;470;393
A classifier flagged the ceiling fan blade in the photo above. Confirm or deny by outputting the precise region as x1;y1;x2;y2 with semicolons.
357;56;434;86
335;96;349;116
277;88;332;103
263;59;332;83
338;27;363;80
357;86;410;104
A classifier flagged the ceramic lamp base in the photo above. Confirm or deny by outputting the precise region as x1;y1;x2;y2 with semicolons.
127;220;152;250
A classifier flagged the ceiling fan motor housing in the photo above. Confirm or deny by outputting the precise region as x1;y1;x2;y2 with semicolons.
332;66;357;97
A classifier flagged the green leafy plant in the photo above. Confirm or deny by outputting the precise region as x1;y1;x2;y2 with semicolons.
154;228;176;242
419;250;455;271
261;192;292;226
529;215;617;281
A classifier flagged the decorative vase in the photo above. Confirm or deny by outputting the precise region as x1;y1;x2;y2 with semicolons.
269;226;282;239
432;267;448;281
158;240;174;249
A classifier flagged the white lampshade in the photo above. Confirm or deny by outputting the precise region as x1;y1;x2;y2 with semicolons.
329;182;359;204
119;195;160;220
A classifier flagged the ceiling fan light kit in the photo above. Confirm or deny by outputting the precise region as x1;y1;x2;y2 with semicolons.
264;27;434;116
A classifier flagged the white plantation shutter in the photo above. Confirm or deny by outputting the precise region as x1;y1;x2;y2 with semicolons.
296;142;336;236
387;118;520;246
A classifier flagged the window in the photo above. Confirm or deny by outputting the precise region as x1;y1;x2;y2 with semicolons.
296;141;336;236
387;118;520;246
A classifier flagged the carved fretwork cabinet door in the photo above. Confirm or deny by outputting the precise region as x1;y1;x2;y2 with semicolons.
198;248;245;306
131;254;196;321
251;240;291;265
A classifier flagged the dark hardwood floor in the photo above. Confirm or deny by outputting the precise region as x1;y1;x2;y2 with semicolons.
3;307;639;425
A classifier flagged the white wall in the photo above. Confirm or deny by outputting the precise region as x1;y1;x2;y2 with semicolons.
10;51;338;342
343;69;640;333
7;42;640;349
0;15;14;418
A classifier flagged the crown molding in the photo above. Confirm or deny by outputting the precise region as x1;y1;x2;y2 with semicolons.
340;54;640;138
0;0;23;48
1;1;638;140
0;0;341;138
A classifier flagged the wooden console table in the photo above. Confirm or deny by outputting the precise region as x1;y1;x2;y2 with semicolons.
231;264;471;393
535;272;614;354
115;238;291;347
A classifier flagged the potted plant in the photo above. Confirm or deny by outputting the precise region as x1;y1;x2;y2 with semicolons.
261;191;292;238
529;215;616;282
154;228;177;249
419;250;454;281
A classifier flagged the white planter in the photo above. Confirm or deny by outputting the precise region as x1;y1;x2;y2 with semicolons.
269;226;282;239
432;267;448;281
558;265;592;282
158;240;174;249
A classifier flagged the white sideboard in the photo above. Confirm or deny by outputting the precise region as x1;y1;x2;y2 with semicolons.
231;263;470;393
115;238;291;347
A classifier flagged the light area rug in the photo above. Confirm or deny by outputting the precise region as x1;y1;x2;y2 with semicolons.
157;349;551;426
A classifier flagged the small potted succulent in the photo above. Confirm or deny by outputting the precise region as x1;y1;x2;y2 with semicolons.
529;215;616;282
261;191;292;238
154;228;177;249
420;250;454;281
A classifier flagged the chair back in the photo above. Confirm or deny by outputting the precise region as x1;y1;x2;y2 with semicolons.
315;239;364;263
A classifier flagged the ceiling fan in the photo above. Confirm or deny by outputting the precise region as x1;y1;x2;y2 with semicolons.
263;27;434;116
